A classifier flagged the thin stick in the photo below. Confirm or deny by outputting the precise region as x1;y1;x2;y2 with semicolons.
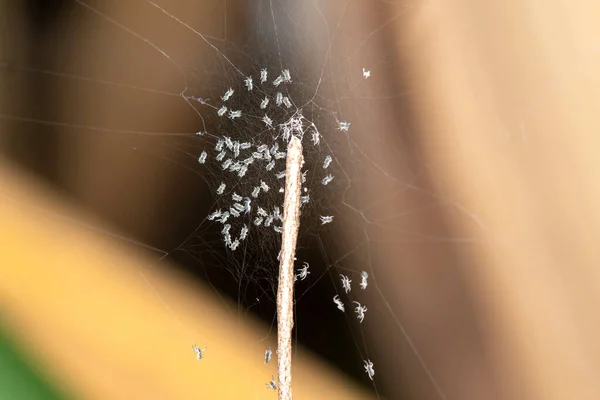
277;135;303;400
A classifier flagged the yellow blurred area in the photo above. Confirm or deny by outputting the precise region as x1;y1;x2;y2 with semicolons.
0;159;374;400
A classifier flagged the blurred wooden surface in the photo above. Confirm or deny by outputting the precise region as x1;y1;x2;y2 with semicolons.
383;0;600;399
0;158;375;400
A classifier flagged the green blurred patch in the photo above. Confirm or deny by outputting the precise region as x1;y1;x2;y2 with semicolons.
0;320;70;400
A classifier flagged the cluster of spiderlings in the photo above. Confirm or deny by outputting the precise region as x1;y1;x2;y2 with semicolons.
195;68;343;251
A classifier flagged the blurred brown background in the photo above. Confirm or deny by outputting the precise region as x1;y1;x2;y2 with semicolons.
1;0;600;399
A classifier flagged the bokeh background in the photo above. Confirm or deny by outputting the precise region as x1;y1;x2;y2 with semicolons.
1;0;600;399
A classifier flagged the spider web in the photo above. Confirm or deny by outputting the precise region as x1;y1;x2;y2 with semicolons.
0;1;488;399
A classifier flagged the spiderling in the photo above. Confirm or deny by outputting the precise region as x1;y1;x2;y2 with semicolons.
353;301;367;323
192;344;206;360
266;375;277;390
360;271;369;290
322;174;334;185
273;75;284;87
333;295;345;312
222;87;234;101
244;76;253;91
260;96;269;109
294;262;310;281
228;110;242;119
337;121;351;131
364;359;375;380
340;274;352;293
320;215;334;225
